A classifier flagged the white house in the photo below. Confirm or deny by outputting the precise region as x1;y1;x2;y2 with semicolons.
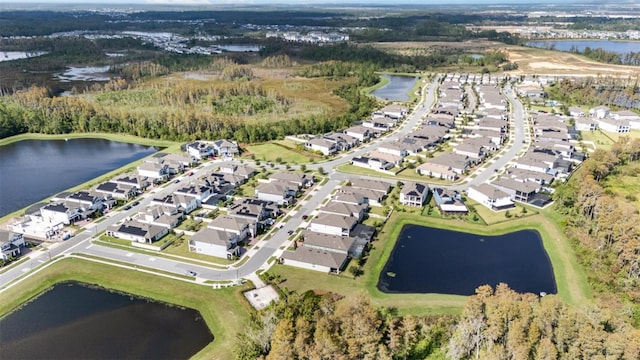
574;118;598;131
467;183;514;211
137;161;169;181
255;181;295;205
0;230;25;260
399;182;429;207
308;214;358;237
305;137;337;155
377;142;408;157
416;162;458;181
186;141;215;160
189;228;240;259
40;202;84;225
213;139;239;158
208;215;254;241
589;106;610;119
597;118;630;133
344;125;371;141
107;220;169;244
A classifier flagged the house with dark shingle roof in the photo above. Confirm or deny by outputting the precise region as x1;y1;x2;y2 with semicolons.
399;182;429;207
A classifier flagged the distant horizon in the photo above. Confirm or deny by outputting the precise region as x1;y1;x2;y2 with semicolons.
0;0;602;5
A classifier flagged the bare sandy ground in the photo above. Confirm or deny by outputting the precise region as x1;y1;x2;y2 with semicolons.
365;41;640;78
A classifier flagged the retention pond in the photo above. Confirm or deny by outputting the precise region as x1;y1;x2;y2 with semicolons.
0;282;213;359
377;224;557;296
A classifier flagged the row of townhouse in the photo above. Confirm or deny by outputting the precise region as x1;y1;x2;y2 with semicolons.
302;105;409;156
415;78;505;181
280;178;391;274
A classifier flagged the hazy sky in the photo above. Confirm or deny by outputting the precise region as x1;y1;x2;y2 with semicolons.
4;0;583;4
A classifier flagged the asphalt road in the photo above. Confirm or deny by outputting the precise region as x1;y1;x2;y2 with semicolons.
0;75;528;291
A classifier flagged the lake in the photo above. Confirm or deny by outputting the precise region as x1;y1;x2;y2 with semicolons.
377;225;557;296
0;282;213;359
371;75;418;102
527;40;640;56
0;138;157;217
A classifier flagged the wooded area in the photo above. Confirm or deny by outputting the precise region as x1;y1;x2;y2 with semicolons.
553;137;640;326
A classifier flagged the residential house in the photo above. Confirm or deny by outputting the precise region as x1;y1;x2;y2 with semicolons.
344;125;371;141
351;156;395;172
589;105;610;119
432;188;468;214
189;228;239;259
349;179;392;195
219;164;256;180
569;106;585;118
107;220;169;244
41;202;85;225
318;201;367;221
137;205;183;229
208;215;254;241
308;214;358;237
137;161;169;182
255;181;295;206
0;230;25;260
213;139;239;158
467;183;515;211
301;230;363;257
399;182;429;207
270;172;313;189
95;181;138;200
597;118;631;133
574;118;598;131
378;104;408;120
453;141;486;162
159;153;198;167
612;110;640;129
305;137;337;155
504;167;554;185
186;141;215;160
280;248;348;274
340;186;387;206
427;153;470;174
416;162;458;181
492;178;541;203
113;174;150;192
377;142;408;157
367;151;403;167
174;182;215;204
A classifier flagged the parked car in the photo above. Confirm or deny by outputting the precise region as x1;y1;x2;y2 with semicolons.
123;205;131;210
185;270;197;277
132;201;139;206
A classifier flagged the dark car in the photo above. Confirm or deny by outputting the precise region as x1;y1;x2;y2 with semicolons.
123;205;131;210
132;201;140;206
287;230;294;235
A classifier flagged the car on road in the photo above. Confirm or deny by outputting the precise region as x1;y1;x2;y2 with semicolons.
175;179;180;183
287;230;294;235
185;270;197;277
132;201;139;206
123;205;131;210
188;172;194;176
302;215;308;220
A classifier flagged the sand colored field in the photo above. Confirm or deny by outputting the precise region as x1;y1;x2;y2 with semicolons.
366;40;640;78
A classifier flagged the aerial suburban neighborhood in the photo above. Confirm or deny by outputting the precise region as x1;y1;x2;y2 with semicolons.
1;2;639;359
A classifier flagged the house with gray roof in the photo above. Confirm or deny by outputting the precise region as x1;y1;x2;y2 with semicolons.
281;247;348;274
255;181;295;205
213;139;239;157
432;188;468;214
309;214;358;237
208;215;254;241
492;178;541;203
467;183;514;211
0;230;25;260
189;228;239;259
318;201;367;221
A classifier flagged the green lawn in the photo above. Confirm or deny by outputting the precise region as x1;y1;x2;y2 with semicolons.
243;143;313;164
580;129;616;150
0;258;252;360
163;237;234;266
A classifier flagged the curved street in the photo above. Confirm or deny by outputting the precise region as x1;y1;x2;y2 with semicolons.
0;74;529;292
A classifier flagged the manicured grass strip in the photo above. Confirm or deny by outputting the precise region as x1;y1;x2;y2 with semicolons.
244;143;313;164
0;257;253;360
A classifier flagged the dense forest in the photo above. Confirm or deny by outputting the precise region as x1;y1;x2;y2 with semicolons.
553;138;640;326
234;285;640;359
546;78;640;110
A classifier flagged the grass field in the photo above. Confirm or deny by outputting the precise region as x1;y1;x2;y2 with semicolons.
244;142;314;164
0;258;252;360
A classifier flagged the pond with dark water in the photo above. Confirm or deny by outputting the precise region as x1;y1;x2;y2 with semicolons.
0;138;157;217
377;225;556;296
0;282;213;359
371;75;418;102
